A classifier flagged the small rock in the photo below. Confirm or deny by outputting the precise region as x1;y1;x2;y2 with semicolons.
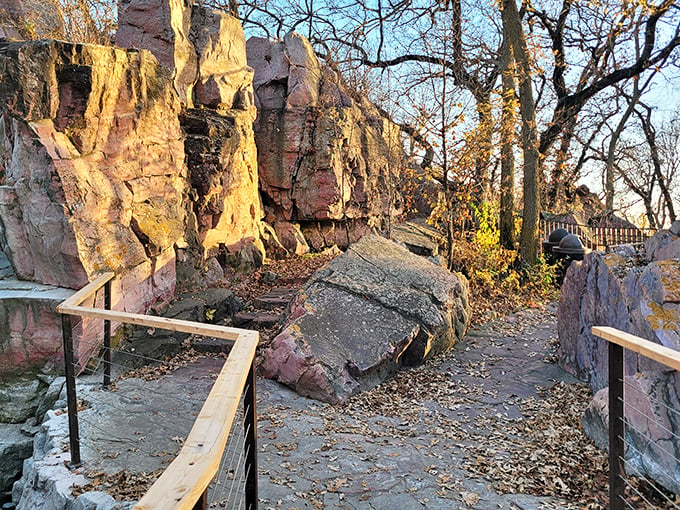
72;491;117;510
262;271;279;284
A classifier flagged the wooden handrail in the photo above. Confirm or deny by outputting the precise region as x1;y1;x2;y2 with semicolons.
133;330;258;510
58;305;245;342
592;326;680;371
58;272;260;509
57;272;115;309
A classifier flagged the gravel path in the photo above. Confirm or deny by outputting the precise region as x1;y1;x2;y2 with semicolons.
256;304;596;509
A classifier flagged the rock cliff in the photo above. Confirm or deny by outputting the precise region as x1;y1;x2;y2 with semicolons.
0;39;184;374
559;229;680;492
118;0;264;264
0;39;185;295
247;33;405;251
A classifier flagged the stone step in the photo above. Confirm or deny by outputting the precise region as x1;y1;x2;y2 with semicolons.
233;311;282;329
252;287;296;310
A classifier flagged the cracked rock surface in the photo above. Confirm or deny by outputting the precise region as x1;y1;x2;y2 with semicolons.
261;235;471;404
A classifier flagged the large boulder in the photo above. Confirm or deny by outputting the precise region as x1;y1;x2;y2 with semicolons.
247;33;405;250
0;40;186;292
559;232;680;492
262;235;470;403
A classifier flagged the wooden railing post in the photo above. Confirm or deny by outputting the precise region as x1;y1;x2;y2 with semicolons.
103;280;112;389
244;360;258;510
62;314;81;468
609;340;625;510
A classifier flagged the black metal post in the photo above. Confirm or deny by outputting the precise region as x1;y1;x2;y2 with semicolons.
62;314;81;468
609;341;625;510
244;360;258;510
103;280;111;389
192;491;207;510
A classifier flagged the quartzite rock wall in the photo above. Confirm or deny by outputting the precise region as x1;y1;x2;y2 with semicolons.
262;235;470;403
0;40;185;293
0;39;185;374
247;33;404;251
559;231;680;492
117;1;263;262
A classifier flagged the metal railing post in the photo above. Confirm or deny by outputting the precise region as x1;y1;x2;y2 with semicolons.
192;492;207;510
244;360;258;510
62;314;81;467
103;280;112;389
609;341;625;510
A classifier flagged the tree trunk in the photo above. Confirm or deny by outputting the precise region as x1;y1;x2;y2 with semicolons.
638;105;677;223
499;39;516;250
547;116;576;210
474;91;493;203
501;0;540;264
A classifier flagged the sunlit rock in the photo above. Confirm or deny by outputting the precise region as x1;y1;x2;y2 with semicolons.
262;235;470;403
247;33;405;250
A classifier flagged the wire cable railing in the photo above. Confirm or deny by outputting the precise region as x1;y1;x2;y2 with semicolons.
57;272;259;510
592;326;680;509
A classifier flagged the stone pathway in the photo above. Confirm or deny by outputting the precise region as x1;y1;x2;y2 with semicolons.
13;304;591;509
255;303;582;509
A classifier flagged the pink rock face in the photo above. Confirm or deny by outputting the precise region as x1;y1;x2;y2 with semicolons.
0;40;187;375
0;40;187;292
247;33;404;249
118;1;255;111
561;249;680;493
117;2;263;261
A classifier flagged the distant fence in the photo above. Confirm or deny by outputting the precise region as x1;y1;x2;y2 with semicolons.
592;327;680;509
57;272;259;510
540;219;656;252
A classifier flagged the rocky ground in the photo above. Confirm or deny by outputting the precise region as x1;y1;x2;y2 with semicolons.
68;304;610;509
255;304;603;509
10;254;677;509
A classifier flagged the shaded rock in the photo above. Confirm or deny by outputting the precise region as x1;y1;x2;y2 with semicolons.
300;219;377;252
0;424;33;492
582;376;680;494
198;287;242;322
34;376;64;424
0;279;71;377
274;221;309;256
247;33;404;249
72;492;117;510
232;311;281;329
0;377;47;423
390;221;443;257
12;410;89;510
559;250;680;492
262;235;470;403
113;332;182;370
253;287;296;310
